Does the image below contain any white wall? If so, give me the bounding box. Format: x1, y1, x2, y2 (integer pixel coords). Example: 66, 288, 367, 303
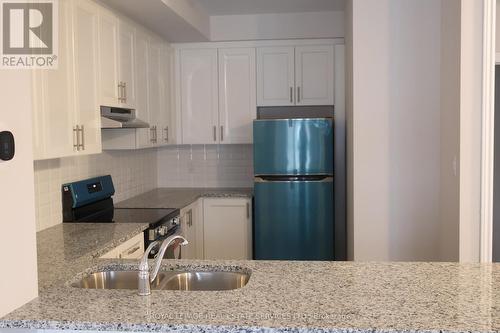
210, 11, 344, 41
157, 145, 253, 188
497, 0, 500, 52
350, 0, 443, 261
34, 150, 157, 231
345, 0, 354, 261
439, 0, 461, 261
459, 0, 485, 262
0, 72, 38, 316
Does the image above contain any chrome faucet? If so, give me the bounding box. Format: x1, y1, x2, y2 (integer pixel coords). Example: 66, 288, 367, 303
138, 235, 188, 296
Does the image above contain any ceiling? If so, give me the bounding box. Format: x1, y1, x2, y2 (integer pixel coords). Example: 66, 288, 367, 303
192, 0, 346, 16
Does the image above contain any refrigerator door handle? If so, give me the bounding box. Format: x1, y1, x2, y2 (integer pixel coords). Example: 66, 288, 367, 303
255, 176, 333, 183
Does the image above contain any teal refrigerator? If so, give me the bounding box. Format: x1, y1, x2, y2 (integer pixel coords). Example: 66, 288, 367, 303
253, 118, 334, 260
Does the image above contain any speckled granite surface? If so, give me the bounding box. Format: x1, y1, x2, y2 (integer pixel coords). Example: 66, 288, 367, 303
115, 187, 253, 209
35, 223, 149, 290
3, 250, 500, 333
3, 191, 500, 332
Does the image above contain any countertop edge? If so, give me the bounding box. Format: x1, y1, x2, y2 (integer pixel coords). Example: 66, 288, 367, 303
0, 320, 487, 333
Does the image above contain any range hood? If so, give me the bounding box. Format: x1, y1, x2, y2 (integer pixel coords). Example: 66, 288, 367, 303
101, 106, 150, 129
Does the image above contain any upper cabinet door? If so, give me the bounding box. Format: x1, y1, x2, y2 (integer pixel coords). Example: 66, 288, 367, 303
134, 29, 151, 148
148, 37, 162, 146
159, 44, 173, 145
97, 8, 120, 108
256, 46, 295, 106
118, 21, 136, 109
179, 48, 219, 144
32, 0, 75, 160
295, 45, 334, 106
72, 0, 101, 155
218, 47, 256, 144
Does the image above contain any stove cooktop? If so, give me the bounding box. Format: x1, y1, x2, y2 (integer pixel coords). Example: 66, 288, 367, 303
66, 207, 179, 226
112, 208, 178, 225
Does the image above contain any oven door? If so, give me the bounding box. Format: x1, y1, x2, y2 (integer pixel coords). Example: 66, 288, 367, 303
148, 224, 183, 259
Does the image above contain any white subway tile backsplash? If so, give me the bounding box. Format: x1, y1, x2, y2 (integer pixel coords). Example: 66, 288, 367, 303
33, 145, 253, 232
157, 145, 253, 188
33, 149, 157, 231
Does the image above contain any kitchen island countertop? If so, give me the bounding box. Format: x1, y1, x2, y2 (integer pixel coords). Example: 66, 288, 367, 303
3, 187, 500, 333
2, 221, 500, 333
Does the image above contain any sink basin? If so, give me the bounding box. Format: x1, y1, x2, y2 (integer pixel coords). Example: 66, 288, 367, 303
160, 271, 249, 291
72, 270, 250, 291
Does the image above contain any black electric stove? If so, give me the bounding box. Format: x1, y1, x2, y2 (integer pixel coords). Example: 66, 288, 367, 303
61, 175, 181, 258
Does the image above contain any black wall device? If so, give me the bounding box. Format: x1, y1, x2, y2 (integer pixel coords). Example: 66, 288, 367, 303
0, 131, 15, 161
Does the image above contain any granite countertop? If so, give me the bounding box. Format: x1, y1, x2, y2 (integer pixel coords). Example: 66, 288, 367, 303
35, 222, 150, 290
3, 257, 500, 333
115, 187, 253, 209
4, 188, 500, 333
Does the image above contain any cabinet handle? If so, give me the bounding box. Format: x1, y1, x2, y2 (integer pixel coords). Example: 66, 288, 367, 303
126, 245, 141, 256
188, 209, 193, 227
165, 126, 169, 142
220, 126, 223, 142
297, 87, 301, 103
117, 82, 122, 102
154, 126, 158, 143
119, 82, 126, 102
123, 82, 127, 103
290, 87, 293, 103
73, 126, 79, 151
79, 125, 85, 150
213, 126, 217, 142
246, 202, 250, 219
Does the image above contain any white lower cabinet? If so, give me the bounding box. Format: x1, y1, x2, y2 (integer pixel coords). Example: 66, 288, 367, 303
178, 197, 252, 260
180, 199, 203, 259
100, 233, 144, 259
202, 198, 252, 260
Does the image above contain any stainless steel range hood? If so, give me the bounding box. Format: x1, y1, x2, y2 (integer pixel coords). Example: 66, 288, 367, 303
100, 106, 150, 129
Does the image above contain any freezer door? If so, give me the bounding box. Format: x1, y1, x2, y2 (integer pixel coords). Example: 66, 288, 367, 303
254, 178, 334, 260
253, 118, 333, 175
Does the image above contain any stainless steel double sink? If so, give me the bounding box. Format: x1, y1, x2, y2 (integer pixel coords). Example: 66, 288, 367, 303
72, 270, 250, 291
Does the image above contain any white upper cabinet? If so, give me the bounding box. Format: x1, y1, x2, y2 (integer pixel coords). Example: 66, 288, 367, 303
72, 0, 101, 155
159, 44, 174, 145
148, 37, 162, 146
257, 44, 335, 106
134, 29, 151, 148
118, 20, 137, 109
32, 0, 75, 160
33, 0, 102, 160
97, 7, 119, 108
218, 47, 256, 144
257, 46, 295, 106
179, 48, 219, 144
295, 45, 334, 105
